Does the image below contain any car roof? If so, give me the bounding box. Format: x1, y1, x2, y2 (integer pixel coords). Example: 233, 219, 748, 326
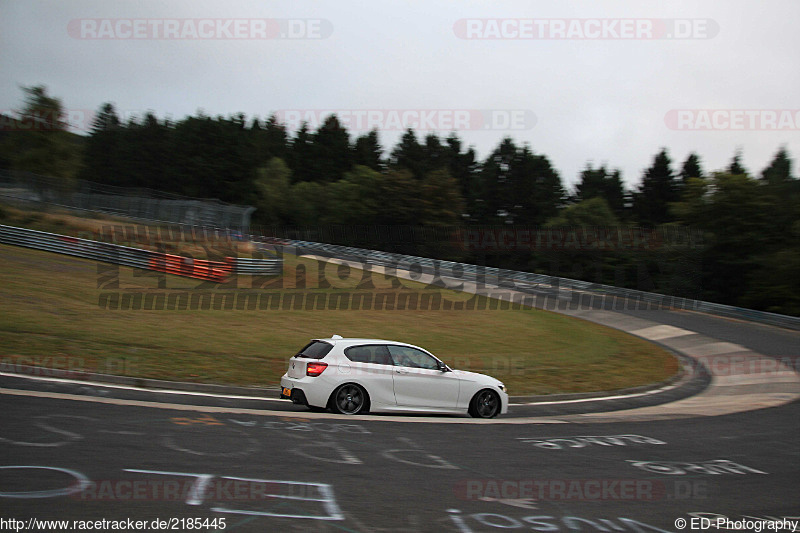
311, 337, 425, 350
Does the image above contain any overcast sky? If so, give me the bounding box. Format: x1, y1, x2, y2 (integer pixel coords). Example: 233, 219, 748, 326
2, 0, 798, 190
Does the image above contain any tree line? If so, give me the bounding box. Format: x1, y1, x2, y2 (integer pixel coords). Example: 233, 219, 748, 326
1, 86, 798, 316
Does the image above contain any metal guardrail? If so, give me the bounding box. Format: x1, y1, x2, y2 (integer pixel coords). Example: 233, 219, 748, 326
0, 224, 283, 279
285, 239, 800, 331
2, 222, 795, 329
1, 224, 157, 271
229, 257, 283, 275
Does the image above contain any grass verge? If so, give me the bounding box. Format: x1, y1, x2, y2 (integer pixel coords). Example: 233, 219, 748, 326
0, 242, 679, 395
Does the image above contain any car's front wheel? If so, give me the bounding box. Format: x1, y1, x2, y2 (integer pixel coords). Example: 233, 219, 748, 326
469, 389, 501, 418
330, 383, 369, 415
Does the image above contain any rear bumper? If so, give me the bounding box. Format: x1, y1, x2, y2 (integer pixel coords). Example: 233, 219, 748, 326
280, 375, 331, 408
284, 388, 308, 405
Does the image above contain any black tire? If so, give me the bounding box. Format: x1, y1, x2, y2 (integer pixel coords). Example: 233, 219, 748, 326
469, 389, 501, 419
330, 384, 369, 415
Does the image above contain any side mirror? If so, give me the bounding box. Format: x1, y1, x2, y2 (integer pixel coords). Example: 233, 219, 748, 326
437, 360, 451, 372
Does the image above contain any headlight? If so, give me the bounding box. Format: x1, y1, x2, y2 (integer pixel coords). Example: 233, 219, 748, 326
497, 382, 506, 393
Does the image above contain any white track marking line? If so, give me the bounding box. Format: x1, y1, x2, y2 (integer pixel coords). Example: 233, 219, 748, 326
510, 383, 681, 406
0, 371, 283, 401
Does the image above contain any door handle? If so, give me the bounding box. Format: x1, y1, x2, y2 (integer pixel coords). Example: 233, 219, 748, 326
395, 368, 409, 374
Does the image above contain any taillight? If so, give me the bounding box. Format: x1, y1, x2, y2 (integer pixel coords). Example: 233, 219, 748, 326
306, 362, 328, 377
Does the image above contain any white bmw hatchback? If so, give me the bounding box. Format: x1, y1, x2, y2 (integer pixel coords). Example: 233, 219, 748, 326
280, 336, 509, 418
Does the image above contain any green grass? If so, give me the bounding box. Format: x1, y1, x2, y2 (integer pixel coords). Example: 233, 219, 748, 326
0, 243, 679, 395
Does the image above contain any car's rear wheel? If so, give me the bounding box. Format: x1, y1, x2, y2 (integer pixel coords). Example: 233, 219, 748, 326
469, 389, 500, 418
330, 384, 369, 415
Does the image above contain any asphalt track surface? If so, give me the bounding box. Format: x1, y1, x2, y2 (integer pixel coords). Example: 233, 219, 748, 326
1, 378, 799, 532
2, 254, 800, 531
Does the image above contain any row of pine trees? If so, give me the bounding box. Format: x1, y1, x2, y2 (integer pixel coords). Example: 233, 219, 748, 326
2, 86, 798, 315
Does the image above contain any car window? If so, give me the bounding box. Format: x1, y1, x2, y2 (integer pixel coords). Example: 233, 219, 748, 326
295, 340, 334, 359
344, 345, 392, 365
387, 345, 439, 370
